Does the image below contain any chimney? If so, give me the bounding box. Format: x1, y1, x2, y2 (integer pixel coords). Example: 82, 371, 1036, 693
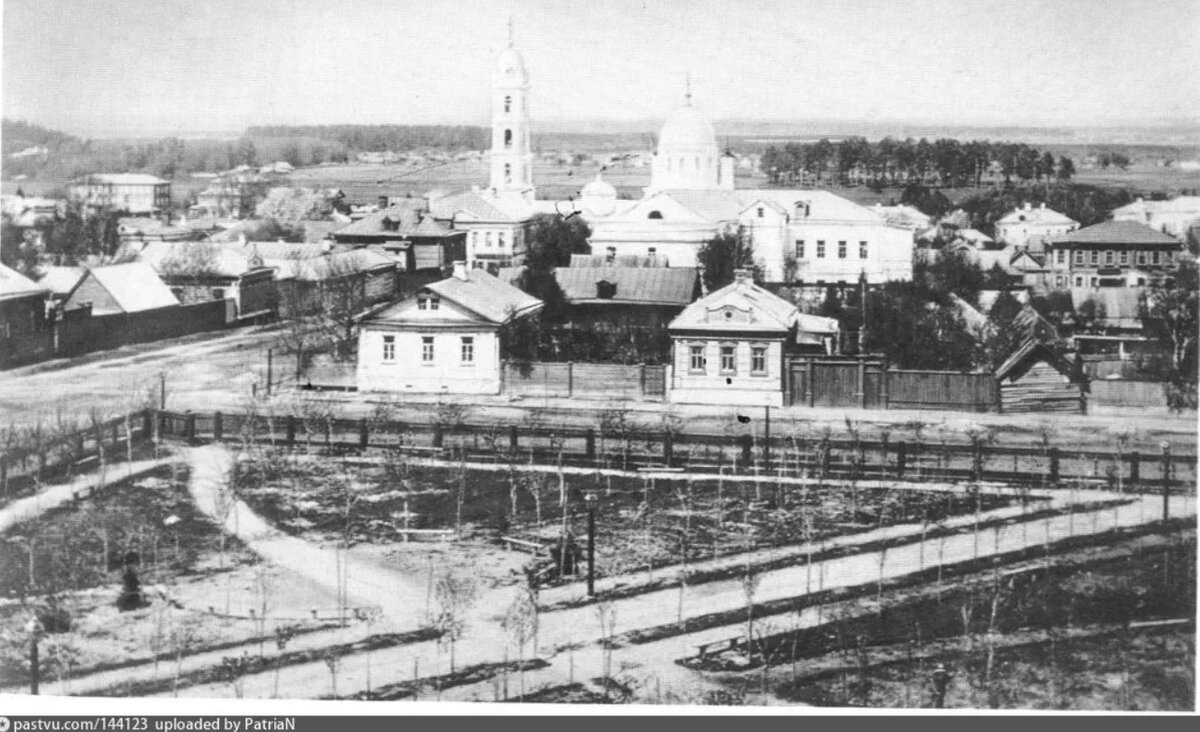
452, 260, 469, 281
733, 269, 752, 285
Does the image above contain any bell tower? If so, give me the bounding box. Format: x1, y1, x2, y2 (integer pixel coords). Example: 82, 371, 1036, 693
489, 20, 535, 200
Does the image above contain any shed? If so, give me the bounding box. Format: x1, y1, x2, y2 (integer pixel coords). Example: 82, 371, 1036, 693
994, 341, 1088, 414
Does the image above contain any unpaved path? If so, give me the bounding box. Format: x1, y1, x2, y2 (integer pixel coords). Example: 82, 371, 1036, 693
140, 448, 1195, 701
0, 458, 173, 534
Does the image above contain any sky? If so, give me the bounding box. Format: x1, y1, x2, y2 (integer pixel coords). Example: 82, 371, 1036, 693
2, 0, 1199, 138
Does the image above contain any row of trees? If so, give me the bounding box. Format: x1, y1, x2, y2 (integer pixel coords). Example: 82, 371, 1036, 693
245, 125, 489, 154
759, 137, 1076, 189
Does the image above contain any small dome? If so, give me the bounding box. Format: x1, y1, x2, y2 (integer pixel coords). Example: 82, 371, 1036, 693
658, 105, 717, 153
496, 46, 527, 83
581, 175, 616, 199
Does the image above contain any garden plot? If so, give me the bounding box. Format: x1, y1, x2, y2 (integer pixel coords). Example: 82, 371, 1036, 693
232, 452, 1027, 581
701, 532, 1196, 710
0, 465, 334, 692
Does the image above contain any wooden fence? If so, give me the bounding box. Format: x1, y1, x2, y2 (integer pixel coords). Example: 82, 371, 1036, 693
1089, 380, 1170, 411
789, 357, 999, 412
129, 409, 1196, 492
501, 362, 666, 400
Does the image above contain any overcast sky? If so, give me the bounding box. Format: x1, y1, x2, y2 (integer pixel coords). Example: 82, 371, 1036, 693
3, 0, 1199, 137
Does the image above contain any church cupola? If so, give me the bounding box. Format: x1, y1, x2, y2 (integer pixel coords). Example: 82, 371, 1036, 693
649, 77, 720, 192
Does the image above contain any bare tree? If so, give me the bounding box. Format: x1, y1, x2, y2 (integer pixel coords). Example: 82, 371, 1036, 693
433, 572, 478, 672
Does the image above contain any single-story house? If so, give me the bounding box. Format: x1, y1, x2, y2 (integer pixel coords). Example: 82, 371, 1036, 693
995, 340, 1088, 414
356, 261, 543, 394
138, 241, 278, 321
667, 269, 802, 407
61, 262, 180, 316
1, 263, 53, 367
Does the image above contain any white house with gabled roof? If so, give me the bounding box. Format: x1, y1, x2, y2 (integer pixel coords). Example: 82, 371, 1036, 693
667, 269, 832, 406
355, 261, 543, 394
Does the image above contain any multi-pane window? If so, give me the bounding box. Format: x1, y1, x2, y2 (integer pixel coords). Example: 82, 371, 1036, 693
382, 335, 395, 362
421, 336, 434, 363
1074, 250, 1084, 266
429, 297, 439, 310
816, 241, 826, 258
498, 232, 507, 249
1119, 250, 1129, 265
1137, 251, 1146, 265
859, 241, 868, 259
1151, 251, 1160, 265
838, 241, 847, 259
1056, 250, 1065, 264
757, 207, 765, 218
417, 296, 428, 310
1105, 250, 1115, 265
461, 336, 474, 363
719, 344, 736, 374
1089, 250, 1099, 265
750, 346, 767, 375
689, 344, 706, 373
1074, 276, 1084, 287
795, 240, 805, 258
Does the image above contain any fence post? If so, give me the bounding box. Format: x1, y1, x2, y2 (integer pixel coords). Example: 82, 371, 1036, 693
896, 441, 907, 479
567, 362, 574, 397
639, 364, 647, 397
509, 425, 519, 453
858, 358, 868, 408
1129, 451, 1140, 488
1048, 447, 1060, 485
881, 366, 890, 410
286, 416, 296, 448
663, 430, 674, 468
183, 412, 195, 442
586, 428, 596, 461
1161, 442, 1171, 521
359, 419, 369, 450
432, 424, 444, 450
142, 409, 152, 439
213, 412, 223, 443
740, 434, 752, 469
972, 441, 983, 482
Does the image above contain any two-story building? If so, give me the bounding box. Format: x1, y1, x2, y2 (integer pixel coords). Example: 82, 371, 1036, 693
68, 174, 171, 214
356, 261, 543, 394
1046, 220, 1182, 289
994, 202, 1079, 247
332, 201, 467, 272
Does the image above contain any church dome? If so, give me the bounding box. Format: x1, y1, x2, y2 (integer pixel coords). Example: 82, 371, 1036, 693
495, 46, 527, 84
581, 175, 616, 199
658, 105, 717, 153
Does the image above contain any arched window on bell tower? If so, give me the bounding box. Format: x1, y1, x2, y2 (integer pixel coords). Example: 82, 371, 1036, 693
504, 129, 512, 148
504, 164, 512, 183
504, 96, 512, 113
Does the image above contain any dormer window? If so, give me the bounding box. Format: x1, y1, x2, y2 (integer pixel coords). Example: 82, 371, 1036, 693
417, 295, 440, 311
648, 211, 663, 220
757, 207, 765, 218
596, 280, 617, 299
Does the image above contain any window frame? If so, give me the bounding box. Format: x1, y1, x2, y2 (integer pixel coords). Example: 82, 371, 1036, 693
795, 240, 805, 259
688, 343, 706, 374
382, 334, 396, 362
858, 240, 868, 259
750, 344, 768, 376
421, 336, 435, 364
838, 241, 847, 259
816, 240, 826, 258
719, 343, 737, 375
460, 336, 474, 365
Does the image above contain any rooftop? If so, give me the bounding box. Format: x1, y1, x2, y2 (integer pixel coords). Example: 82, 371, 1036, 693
76, 262, 179, 313
1051, 220, 1180, 246
366, 266, 543, 326
0, 263, 48, 300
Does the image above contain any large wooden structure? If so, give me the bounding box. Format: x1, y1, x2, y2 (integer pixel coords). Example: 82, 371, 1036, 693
787, 355, 1000, 412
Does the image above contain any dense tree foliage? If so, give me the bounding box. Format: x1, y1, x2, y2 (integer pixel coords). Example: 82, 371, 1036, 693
955, 183, 1141, 235
759, 137, 1075, 189
246, 125, 489, 153
697, 227, 762, 292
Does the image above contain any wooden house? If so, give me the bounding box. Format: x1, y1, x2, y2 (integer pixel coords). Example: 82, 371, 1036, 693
994, 341, 1088, 414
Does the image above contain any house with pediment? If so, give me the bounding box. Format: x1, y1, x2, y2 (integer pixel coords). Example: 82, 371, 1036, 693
667, 269, 835, 406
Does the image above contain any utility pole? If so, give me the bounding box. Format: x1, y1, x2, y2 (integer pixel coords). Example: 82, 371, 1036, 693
1161, 441, 1171, 522
160, 371, 166, 410
266, 348, 274, 397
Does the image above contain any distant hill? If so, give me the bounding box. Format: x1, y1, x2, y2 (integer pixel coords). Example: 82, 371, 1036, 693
2, 119, 80, 158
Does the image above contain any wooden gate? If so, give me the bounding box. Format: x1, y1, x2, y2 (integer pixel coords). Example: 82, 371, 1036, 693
789, 357, 885, 408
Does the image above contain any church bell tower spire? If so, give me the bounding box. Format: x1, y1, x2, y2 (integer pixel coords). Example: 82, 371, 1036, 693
489, 21, 534, 200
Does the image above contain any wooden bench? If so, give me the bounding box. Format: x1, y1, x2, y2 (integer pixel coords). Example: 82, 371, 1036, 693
501, 536, 549, 554
395, 528, 454, 542
695, 636, 742, 660
72, 455, 100, 473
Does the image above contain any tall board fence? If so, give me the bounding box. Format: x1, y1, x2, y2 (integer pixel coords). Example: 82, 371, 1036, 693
789, 357, 999, 412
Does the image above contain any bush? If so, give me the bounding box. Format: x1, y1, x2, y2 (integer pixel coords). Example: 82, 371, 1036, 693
1163, 379, 1198, 413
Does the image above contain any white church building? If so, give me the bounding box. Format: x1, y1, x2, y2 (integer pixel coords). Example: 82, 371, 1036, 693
433, 30, 914, 285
